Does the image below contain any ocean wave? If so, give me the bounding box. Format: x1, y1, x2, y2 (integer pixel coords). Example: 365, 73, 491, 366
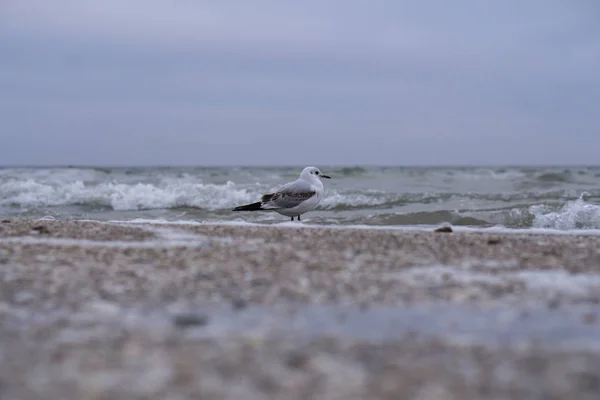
339, 198, 600, 230
536, 171, 572, 183
3, 175, 599, 217
0, 179, 259, 211
320, 191, 397, 210
320, 190, 595, 211
530, 196, 600, 230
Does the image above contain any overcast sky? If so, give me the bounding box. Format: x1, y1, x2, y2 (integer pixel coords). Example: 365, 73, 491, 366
1, 1, 599, 166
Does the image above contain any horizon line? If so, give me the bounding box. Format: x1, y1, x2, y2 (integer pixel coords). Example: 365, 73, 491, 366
1, 164, 600, 169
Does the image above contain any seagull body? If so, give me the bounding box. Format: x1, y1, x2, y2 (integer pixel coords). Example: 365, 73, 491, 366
233, 166, 331, 221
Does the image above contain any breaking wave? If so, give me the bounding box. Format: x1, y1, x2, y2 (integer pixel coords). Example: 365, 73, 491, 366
530, 196, 600, 230
0, 179, 259, 211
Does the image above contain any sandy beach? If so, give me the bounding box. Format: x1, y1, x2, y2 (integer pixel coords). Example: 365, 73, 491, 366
2, 219, 600, 399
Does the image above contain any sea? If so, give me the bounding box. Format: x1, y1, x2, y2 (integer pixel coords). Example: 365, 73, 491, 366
1, 165, 600, 231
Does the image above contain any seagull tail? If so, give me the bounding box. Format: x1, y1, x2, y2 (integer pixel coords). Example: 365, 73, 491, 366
233, 202, 264, 211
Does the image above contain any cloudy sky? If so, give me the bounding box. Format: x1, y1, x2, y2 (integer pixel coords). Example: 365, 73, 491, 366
1, 1, 599, 166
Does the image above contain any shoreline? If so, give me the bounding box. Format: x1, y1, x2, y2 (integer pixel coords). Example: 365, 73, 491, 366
18, 215, 600, 237
2, 219, 600, 398
85, 215, 600, 236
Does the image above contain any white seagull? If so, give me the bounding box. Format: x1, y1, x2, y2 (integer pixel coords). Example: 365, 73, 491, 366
233, 166, 331, 221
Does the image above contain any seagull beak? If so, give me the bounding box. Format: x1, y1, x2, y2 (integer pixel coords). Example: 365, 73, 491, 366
321, 174, 331, 179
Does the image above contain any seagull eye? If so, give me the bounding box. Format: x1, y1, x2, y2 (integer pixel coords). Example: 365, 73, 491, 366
315, 171, 319, 175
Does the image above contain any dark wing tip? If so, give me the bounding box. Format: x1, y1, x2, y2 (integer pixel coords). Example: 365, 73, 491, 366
261, 193, 275, 203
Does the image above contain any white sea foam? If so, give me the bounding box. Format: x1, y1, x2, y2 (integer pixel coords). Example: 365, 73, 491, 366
0, 179, 260, 211
530, 197, 600, 230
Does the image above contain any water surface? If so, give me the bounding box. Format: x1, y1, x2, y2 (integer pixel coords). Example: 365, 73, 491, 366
2, 165, 599, 229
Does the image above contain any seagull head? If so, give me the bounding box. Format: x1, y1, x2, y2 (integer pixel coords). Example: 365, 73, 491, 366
301, 166, 331, 181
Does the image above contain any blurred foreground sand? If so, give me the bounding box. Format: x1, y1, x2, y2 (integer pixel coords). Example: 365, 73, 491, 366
1, 219, 600, 399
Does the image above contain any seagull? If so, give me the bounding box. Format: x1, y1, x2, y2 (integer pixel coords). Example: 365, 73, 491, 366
233, 166, 331, 221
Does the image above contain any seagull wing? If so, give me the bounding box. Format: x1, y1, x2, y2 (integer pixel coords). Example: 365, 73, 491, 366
261, 179, 316, 209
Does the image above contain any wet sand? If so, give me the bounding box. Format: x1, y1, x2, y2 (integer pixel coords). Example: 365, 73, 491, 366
1, 219, 600, 399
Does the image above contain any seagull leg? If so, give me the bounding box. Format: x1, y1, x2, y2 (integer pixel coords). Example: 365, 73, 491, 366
290, 217, 294, 221
298, 215, 301, 221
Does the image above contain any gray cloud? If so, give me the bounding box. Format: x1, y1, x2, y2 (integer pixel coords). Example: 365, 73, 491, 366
1, 0, 599, 165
